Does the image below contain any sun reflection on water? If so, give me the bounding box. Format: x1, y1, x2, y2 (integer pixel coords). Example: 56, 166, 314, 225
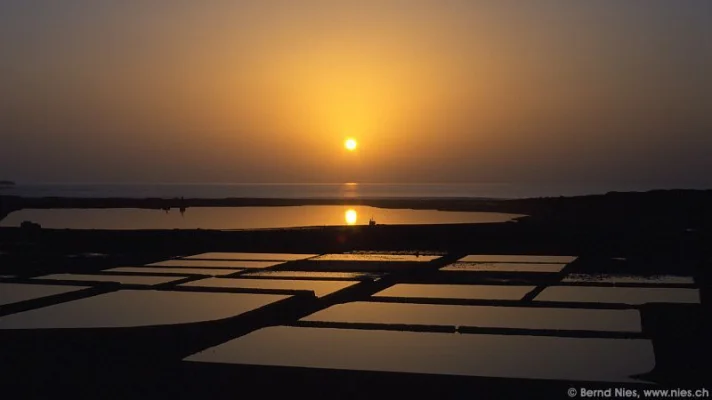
345, 209, 358, 225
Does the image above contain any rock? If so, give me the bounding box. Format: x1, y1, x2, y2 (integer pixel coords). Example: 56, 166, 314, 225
20, 220, 42, 231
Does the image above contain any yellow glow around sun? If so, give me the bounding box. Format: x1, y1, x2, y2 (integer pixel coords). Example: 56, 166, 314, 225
345, 138, 358, 151
345, 209, 358, 225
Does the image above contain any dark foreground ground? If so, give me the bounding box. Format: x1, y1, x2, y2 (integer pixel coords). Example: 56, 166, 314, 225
0, 190, 711, 399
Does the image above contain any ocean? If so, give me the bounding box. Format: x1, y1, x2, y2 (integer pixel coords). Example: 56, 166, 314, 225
0, 182, 681, 199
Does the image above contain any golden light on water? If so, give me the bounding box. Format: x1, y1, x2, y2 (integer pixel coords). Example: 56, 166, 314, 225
344, 139, 358, 151
345, 209, 358, 225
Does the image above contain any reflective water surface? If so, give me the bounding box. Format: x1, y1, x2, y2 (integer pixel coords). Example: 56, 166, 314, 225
0, 290, 291, 329
442, 262, 566, 273
312, 254, 441, 262
180, 278, 359, 298
374, 284, 534, 300
36, 273, 185, 286
184, 326, 655, 383
562, 274, 695, 285
185, 252, 318, 261
536, 287, 700, 305
148, 260, 283, 269
4, 182, 660, 200
240, 271, 370, 280
0, 283, 87, 307
1, 206, 524, 230
459, 255, 578, 264
301, 302, 642, 332
106, 267, 243, 276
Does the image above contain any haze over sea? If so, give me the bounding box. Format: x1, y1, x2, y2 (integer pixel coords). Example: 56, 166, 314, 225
2, 182, 706, 200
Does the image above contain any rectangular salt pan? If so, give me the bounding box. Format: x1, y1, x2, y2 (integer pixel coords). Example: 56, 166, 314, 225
535, 287, 700, 305
459, 255, 577, 264
184, 326, 654, 383
106, 267, 243, 276
0, 283, 88, 307
441, 262, 566, 273
0, 290, 291, 329
311, 254, 440, 262
374, 284, 534, 301
147, 260, 283, 269
562, 274, 695, 285
36, 273, 185, 286
301, 302, 642, 333
184, 253, 318, 261
180, 278, 359, 298
240, 271, 370, 280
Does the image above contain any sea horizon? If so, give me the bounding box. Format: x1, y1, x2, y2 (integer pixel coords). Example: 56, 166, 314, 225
2, 181, 709, 200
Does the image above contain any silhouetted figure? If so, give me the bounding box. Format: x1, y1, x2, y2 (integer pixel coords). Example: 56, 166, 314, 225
180, 206, 186, 217
369, 217, 376, 226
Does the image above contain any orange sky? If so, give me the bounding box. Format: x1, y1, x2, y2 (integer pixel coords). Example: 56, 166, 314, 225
1, 1, 711, 187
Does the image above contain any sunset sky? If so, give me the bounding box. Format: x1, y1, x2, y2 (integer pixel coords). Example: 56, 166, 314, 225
1, 1, 711, 188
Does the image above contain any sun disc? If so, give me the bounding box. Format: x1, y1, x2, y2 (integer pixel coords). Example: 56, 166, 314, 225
345, 138, 357, 151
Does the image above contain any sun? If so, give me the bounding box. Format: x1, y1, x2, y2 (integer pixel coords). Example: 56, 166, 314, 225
345, 209, 358, 225
344, 138, 357, 151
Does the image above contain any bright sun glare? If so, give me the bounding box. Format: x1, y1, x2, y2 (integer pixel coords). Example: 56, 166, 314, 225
345, 209, 358, 225
344, 138, 358, 151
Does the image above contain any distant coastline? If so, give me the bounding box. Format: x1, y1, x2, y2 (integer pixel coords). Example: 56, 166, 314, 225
2, 189, 712, 229
0, 180, 15, 186
5, 182, 709, 200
